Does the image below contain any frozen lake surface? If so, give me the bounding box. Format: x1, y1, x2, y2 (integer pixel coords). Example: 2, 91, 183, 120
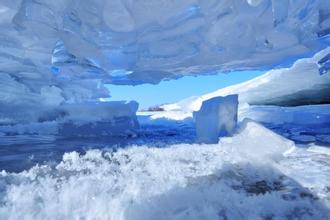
0, 105, 329, 172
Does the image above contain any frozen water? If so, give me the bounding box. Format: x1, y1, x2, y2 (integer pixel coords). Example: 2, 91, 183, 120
0, 101, 140, 138
162, 48, 330, 112
1, 0, 328, 85
221, 119, 295, 161
193, 95, 238, 143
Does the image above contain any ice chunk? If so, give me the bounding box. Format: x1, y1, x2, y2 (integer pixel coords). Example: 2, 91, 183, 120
59, 101, 139, 137
221, 119, 296, 161
0, 101, 140, 138
193, 95, 238, 144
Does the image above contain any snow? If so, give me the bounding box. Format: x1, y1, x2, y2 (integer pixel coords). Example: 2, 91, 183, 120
193, 95, 238, 143
0, 121, 329, 220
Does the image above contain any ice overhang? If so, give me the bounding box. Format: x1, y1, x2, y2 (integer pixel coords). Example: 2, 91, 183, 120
1, 0, 329, 85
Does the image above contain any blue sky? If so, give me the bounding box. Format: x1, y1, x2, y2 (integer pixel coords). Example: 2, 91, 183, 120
106, 71, 264, 109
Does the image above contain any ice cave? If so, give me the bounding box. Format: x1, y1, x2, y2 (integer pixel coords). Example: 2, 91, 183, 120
0, 0, 330, 219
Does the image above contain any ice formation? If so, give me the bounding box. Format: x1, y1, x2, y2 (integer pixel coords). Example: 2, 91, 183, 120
0, 0, 329, 130
162, 47, 330, 112
193, 95, 238, 143
1, 0, 328, 83
0, 101, 139, 137
221, 119, 295, 161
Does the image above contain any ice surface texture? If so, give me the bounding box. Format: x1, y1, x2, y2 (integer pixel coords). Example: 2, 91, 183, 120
0, 0, 329, 86
193, 95, 238, 143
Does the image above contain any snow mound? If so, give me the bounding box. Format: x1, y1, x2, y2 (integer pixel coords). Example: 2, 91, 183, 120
0, 123, 328, 219
194, 95, 238, 143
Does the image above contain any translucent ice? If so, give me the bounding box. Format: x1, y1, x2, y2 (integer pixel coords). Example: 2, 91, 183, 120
164, 48, 330, 112
193, 95, 238, 143
0, 101, 140, 137
59, 101, 139, 137
0, 0, 329, 85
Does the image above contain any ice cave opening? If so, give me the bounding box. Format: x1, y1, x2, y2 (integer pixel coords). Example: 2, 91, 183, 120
0, 0, 330, 219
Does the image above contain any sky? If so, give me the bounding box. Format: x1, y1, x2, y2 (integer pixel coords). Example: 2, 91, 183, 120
106, 71, 265, 109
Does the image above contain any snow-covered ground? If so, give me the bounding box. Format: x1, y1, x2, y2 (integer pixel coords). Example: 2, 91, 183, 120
0, 120, 329, 219
0, 102, 329, 219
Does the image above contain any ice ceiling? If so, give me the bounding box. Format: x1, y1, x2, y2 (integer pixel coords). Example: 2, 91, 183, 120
0, 0, 330, 119
2, 0, 330, 83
